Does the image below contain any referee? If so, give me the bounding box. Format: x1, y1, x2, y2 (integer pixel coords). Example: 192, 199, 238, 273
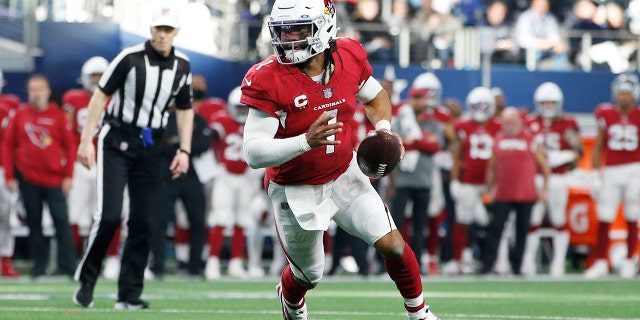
73, 3, 193, 310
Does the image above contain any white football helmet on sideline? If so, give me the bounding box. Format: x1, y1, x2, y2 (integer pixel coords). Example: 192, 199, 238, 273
268, 0, 337, 65
466, 86, 495, 122
409, 72, 442, 107
534, 82, 564, 119
81, 56, 109, 93
227, 86, 249, 124
611, 73, 640, 102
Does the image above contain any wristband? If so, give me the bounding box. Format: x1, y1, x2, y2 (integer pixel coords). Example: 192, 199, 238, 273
176, 148, 191, 157
374, 119, 391, 131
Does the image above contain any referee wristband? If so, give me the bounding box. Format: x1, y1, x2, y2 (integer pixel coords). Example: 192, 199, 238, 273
177, 148, 191, 157
374, 120, 391, 131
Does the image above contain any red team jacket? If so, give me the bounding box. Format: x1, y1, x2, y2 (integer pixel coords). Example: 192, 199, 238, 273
2, 102, 75, 187
241, 38, 370, 185
492, 130, 538, 202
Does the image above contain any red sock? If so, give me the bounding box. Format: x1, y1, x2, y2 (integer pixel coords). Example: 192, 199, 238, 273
106, 225, 121, 257
427, 217, 440, 256
281, 265, 307, 305
627, 221, 638, 259
453, 223, 468, 261
174, 226, 190, 245
230, 226, 246, 259
384, 243, 423, 302
594, 222, 611, 260
71, 224, 83, 254
208, 226, 225, 257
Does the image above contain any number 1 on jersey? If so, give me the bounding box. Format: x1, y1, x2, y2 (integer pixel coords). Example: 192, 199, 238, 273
326, 109, 338, 154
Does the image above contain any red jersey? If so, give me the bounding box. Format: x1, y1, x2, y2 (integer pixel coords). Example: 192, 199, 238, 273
455, 118, 502, 184
62, 89, 91, 149
241, 38, 371, 185
0, 94, 21, 110
197, 97, 227, 125
493, 131, 538, 202
594, 103, 640, 166
209, 112, 249, 174
2, 103, 75, 187
526, 115, 579, 174
429, 106, 452, 125
0, 102, 15, 165
197, 97, 229, 152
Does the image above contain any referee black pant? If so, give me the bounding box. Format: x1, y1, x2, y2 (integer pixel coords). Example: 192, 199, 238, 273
75, 124, 163, 302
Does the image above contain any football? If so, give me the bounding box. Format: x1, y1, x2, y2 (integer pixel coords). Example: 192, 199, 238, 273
356, 130, 402, 179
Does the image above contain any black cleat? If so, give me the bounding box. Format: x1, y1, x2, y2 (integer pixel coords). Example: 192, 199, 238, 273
114, 299, 150, 310
72, 282, 94, 308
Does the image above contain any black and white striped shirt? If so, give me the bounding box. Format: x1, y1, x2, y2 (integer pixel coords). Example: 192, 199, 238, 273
99, 41, 192, 129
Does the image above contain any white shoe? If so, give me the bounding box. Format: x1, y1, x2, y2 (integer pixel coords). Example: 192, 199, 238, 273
227, 258, 249, 279
619, 257, 638, 279
277, 282, 308, 320
460, 248, 476, 274
441, 260, 459, 276
584, 259, 609, 279
248, 265, 265, 278
549, 258, 565, 277
409, 304, 441, 320
144, 267, 156, 281
424, 307, 442, 320
102, 256, 120, 280
205, 257, 221, 280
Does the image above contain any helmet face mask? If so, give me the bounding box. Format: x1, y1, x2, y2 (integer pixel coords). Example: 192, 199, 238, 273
611, 73, 640, 103
409, 72, 442, 107
534, 82, 563, 119
268, 0, 336, 65
81, 57, 109, 93
466, 87, 495, 123
470, 102, 492, 122
227, 86, 248, 123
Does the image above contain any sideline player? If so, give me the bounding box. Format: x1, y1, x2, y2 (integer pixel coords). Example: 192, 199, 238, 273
241, 0, 441, 319
587, 74, 640, 278
204, 86, 261, 280
0, 68, 20, 277
445, 86, 501, 275
521, 82, 582, 277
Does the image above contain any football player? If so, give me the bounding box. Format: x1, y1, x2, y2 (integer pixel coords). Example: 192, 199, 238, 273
204, 86, 262, 280
521, 82, 582, 277
0, 68, 20, 277
445, 86, 501, 275
587, 73, 640, 278
392, 71, 448, 275
241, 0, 441, 319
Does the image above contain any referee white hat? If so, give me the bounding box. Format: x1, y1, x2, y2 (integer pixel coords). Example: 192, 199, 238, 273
151, 2, 180, 28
